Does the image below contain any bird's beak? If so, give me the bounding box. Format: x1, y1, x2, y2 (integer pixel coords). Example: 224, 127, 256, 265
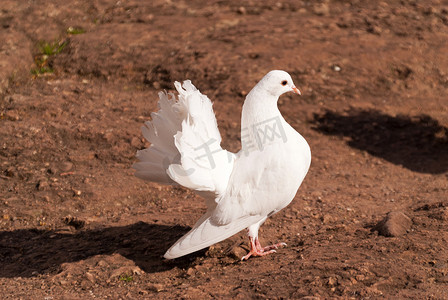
292, 85, 301, 95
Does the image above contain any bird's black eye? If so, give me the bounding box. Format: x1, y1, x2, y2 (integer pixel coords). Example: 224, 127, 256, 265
281, 80, 287, 86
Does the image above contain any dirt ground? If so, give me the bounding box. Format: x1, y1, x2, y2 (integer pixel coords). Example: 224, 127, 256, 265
1, 0, 447, 298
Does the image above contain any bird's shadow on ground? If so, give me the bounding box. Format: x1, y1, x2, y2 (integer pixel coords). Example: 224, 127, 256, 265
311, 109, 448, 174
0, 222, 203, 278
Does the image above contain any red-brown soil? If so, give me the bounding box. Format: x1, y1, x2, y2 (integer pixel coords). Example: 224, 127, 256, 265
1, 0, 447, 298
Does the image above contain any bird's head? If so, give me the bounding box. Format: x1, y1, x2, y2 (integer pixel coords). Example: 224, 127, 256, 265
258, 70, 301, 98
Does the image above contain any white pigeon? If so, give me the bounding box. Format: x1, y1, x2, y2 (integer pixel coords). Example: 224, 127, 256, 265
133, 70, 311, 260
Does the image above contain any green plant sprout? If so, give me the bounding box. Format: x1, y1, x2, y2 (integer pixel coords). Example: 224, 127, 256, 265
119, 274, 134, 282
67, 26, 86, 35
31, 40, 67, 76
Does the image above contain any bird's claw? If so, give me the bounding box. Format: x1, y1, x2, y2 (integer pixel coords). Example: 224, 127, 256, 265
262, 242, 287, 251
241, 237, 287, 260
241, 249, 276, 261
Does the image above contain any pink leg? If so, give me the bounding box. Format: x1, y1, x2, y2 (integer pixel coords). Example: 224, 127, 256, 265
241, 237, 287, 261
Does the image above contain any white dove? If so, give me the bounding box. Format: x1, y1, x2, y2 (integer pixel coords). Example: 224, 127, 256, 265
133, 70, 311, 260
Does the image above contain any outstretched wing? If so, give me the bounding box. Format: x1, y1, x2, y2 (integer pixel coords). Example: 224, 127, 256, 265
133, 80, 235, 197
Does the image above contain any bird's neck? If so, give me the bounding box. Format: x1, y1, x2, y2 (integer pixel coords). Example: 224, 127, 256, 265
240, 88, 287, 151
242, 88, 280, 125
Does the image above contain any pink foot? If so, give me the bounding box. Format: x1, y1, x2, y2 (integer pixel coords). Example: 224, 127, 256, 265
241, 237, 287, 261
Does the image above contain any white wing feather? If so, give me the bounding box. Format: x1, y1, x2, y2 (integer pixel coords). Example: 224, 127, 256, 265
164, 213, 265, 259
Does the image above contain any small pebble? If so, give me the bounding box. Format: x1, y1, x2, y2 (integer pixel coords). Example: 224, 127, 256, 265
373, 211, 412, 237
60, 162, 73, 172
229, 245, 247, 260
147, 283, 164, 292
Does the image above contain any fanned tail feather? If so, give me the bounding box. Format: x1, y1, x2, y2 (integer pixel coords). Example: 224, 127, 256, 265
133, 80, 234, 196
133, 91, 181, 184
